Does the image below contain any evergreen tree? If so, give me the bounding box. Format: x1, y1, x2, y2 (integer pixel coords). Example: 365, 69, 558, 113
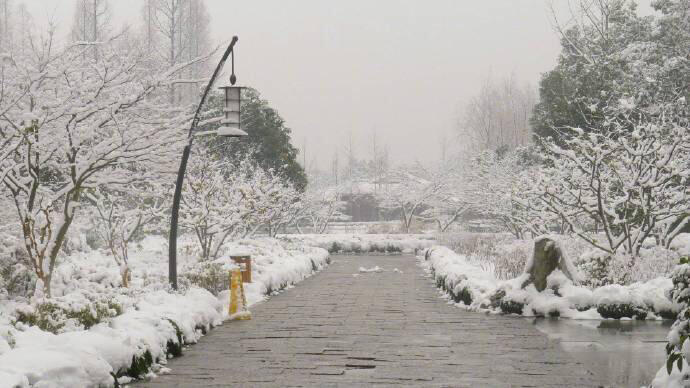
531, 1, 654, 144
200, 88, 307, 191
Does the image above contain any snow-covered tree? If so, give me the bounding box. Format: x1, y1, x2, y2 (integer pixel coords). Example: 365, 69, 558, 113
537, 116, 690, 256
297, 173, 346, 234
250, 167, 302, 237
142, 0, 211, 105
201, 88, 308, 190
378, 164, 451, 233
465, 149, 549, 238
459, 74, 536, 152
422, 185, 472, 233
180, 152, 251, 261
0, 0, 14, 55
533, 0, 689, 145
90, 182, 168, 287
180, 149, 302, 256
71, 0, 111, 49
0, 37, 191, 297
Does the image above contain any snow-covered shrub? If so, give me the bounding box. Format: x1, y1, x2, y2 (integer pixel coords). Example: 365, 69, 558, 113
366, 222, 404, 234
659, 261, 690, 384
436, 233, 529, 280
0, 233, 35, 298
180, 260, 234, 296
280, 234, 435, 255
575, 252, 634, 287
0, 286, 224, 386
422, 246, 498, 309
631, 246, 680, 283
576, 247, 679, 288
14, 296, 124, 334
0, 313, 17, 356
90, 185, 167, 288
593, 285, 647, 319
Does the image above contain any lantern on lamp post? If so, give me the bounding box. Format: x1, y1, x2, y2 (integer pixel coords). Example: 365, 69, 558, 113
217, 84, 248, 138
168, 36, 248, 290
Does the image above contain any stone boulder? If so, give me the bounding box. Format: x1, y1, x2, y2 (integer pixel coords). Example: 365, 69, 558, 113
521, 236, 575, 292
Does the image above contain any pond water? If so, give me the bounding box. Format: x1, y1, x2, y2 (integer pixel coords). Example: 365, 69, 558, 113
531, 318, 673, 387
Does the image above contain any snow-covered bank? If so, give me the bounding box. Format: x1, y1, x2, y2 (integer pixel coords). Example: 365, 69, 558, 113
222, 238, 330, 307
279, 233, 435, 255
0, 237, 329, 387
421, 245, 680, 320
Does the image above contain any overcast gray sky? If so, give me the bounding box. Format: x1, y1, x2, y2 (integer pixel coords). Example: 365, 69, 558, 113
26, 0, 655, 168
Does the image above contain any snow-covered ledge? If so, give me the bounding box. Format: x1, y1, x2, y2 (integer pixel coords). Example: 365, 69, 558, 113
420, 242, 679, 320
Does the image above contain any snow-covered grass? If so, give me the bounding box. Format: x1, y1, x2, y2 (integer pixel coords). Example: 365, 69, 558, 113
420, 243, 681, 321
279, 233, 435, 255
0, 236, 329, 387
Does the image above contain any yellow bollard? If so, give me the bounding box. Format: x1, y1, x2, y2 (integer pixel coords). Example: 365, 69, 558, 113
229, 269, 251, 320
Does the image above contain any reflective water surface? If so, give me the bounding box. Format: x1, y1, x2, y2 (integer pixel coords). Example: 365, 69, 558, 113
532, 318, 673, 387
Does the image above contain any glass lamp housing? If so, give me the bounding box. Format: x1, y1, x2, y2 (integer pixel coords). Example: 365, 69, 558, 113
217, 86, 247, 138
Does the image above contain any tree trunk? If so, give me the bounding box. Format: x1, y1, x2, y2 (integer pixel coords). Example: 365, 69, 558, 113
121, 266, 131, 288
40, 274, 52, 298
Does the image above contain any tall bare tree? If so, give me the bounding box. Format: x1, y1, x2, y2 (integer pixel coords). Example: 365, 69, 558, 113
145, 0, 211, 105
0, 0, 12, 54
459, 74, 536, 152
70, 0, 111, 59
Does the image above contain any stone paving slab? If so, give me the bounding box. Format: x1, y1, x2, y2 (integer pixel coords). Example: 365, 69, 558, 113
138, 255, 603, 387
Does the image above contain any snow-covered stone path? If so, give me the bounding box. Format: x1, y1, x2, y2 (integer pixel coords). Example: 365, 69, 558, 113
139, 255, 602, 387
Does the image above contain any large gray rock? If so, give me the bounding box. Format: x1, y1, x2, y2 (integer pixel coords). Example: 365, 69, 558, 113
522, 236, 575, 291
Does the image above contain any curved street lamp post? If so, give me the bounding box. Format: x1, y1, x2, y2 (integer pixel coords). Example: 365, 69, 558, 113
169, 36, 247, 290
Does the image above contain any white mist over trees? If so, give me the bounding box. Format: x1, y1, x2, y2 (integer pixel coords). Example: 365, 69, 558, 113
459, 74, 537, 153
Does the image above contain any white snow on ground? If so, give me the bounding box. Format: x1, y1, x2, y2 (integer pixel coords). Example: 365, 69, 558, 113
670, 234, 690, 257
420, 244, 680, 320
358, 266, 383, 273
0, 236, 329, 388
651, 359, 690, 388
279, 233, 435, 254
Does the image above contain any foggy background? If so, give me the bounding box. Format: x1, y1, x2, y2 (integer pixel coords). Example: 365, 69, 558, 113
25, 0, 655, 167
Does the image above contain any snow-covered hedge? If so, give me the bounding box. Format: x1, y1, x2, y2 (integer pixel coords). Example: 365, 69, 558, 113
421, 245, 680, 320
222, 238, 330, 305
279, 233, 435, 255
652, 262, 690, 387
0, 288, 221, 387
0, 236, 329, 387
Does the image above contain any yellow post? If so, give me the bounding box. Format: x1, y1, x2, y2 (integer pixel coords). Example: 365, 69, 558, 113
229, 269, 251, 320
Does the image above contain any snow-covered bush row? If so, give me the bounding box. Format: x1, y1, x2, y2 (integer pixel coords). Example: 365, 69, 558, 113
222, 238, 330, 305
0, 236, 329, 387
0, 286, 221, 387
279, 233, 435, 255
421, 246, 680, 321
438, 232, 680, 286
